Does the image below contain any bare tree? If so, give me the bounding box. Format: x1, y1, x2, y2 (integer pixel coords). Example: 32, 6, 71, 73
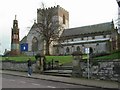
36, 3, 63, 55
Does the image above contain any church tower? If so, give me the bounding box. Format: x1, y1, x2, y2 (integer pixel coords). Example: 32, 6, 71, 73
37, 5, 69, 29
11, 15, 20, 56
37, 5, 69, 55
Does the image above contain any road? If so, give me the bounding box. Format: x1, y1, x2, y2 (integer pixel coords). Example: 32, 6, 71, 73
2, 74, 109, 90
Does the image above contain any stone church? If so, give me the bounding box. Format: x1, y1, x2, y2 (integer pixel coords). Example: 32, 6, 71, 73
20, 5, 120, 56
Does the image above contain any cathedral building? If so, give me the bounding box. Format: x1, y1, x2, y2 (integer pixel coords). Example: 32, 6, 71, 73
20, 5, 120, 56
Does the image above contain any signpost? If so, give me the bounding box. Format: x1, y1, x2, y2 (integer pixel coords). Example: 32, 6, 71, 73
85, 48, 90, 79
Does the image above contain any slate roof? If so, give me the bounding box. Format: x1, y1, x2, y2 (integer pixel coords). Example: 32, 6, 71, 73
20, 36, 27, 44
31, 22, 38, 29
61, 21, 114, 37
28, 23, 38, 33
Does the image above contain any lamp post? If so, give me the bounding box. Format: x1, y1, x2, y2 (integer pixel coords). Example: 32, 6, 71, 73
85, 48, 90, 79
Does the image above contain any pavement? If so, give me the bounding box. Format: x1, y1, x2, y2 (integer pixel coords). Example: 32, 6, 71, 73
0, 70, 119, 89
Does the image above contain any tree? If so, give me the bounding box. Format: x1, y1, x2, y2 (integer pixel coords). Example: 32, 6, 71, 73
36, 3, 63, 55
116, 0, 120, 7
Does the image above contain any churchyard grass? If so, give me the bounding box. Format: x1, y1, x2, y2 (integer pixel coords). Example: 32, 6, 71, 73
45, 55, 87, 64
45, 56, 72, 64
1, 56, 35, 62
1, 56, 73, 64
1, 51, 119, 63
1, 55, 87, 64
95, 51, 120, 60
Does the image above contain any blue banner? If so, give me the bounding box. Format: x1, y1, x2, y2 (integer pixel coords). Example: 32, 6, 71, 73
20, 43, 28, 51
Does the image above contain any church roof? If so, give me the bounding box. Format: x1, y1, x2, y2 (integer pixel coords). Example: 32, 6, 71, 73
61, 21, 114, 37
27, 22, 40, 36
20, 36, 27, 44
31, 22, 38, 29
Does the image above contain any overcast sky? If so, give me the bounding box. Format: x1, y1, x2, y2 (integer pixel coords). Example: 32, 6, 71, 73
0, 0, 118, 54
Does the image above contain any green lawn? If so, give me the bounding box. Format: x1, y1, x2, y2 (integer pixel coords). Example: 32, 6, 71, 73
1, 51, 120, 64
95, 51, 120, 60
1, 56, 35, 62
1, 54, 87, 64
1, 56, 73, 64
45, 56, 72, 64
3, 51, 120, 63
1, 51, 119, 65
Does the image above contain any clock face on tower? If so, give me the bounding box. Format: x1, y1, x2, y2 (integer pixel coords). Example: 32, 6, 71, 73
13, 34, 18, 39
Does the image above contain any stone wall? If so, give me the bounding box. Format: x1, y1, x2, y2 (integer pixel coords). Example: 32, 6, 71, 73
80, 59, 120, 81
0, 60, 39, 73
1, 59, 120, 81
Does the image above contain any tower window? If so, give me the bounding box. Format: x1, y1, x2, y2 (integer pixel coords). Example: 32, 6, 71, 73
63, 15, 66, 24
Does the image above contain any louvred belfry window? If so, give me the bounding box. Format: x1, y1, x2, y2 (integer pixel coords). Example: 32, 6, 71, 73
63, 15, 65, 24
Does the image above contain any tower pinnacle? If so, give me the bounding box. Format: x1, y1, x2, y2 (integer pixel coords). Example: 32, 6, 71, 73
15, 15, 17, 20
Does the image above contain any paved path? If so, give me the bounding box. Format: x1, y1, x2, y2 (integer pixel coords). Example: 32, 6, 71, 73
0, 70, 119, 89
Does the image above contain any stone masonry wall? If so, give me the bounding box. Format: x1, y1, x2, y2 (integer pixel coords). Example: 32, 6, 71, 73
0, 60, 38, 72
1, 59, 120, 81
80, 59, 120, 81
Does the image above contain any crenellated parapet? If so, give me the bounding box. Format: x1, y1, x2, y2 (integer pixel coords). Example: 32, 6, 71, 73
37, 5, 69, 20
37, 5, 68, 14
37, 5, 69, 28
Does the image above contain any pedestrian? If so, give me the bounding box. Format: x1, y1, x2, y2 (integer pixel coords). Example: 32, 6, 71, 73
27, 58, 32, 76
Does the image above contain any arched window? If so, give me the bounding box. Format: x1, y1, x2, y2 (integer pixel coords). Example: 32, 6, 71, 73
76, 46, 80, 51
89, 47, 93, 54
56, 47, 59, 53
32, 37, 38, 52
103, 35, 106, 38
66, 47, 70, 53
63, 15, 65, 24
96, 43, 99, 46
